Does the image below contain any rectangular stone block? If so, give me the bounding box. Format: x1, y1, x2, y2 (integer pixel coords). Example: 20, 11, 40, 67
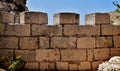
110, 48, 120, 57
0, 12, 15, 23
0, 24, 5, 35
4, 24, 30, 36
51, 37, 76, 49
53, 12, 79, 25
0, 37, 18, 49
15, 50, 35, 61
35, 49, 60, 61
101, 25, 120, 35
20, 37, 38, 49
39, 37, 49, 49
56, 62, 68, 70
79, 62, 91, 70
64, 25, 100, 36
92, 61, 103, 69
113, 36, 120, 47
20, 12, 48, 24
24, 62, 38, 69
61, 49, 86, 61
69, 64, 78, 71
96, 37, 113, 47
87, 49, 94, 61
77, 37, 95, 48
94, 48, 110, 60
85, 13, 110, 25
40, 62, 55, 70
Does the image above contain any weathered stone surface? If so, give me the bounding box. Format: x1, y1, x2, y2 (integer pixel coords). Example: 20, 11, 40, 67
24, 62, 38, 69
56, 62, 68, 70
69, 64, 78, 70
61, 50, 86, 61
15, 50, 35, 61
0, 49, 13, 60
0, 37, 18, 49
0, 24, 5, 35
94, 48, 109, 60
64, 25, 100, 36
85, 13, 110, 25
102, 25, 120, 35
53, 13, 79, 25
20, 37, 38, 49
113, 36, 120, 47
77, 37, 95, 48
79, 62, 91, 70
96, 37, 112, 47
51, 37, 76, 48
92, 61, 103, 69
40, 62, 55, 70
87, 49, 94, 61
35, 49, 60, 61
110, 48, 120, 57
20, 12, 48, 24
39, 37, 49, 49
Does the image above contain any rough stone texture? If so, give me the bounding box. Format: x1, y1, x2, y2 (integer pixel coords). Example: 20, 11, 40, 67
85, 13, 110, 25
0, 24, 5, 35
113, 36, 120, 47
110, 48, 120, 57
96, 37, 113, 47
79, 62, 91, 70
39, 37, 49, 49
77, 37, 95, 48
51, 37, 76, 49
53, 13, 79, 25
87, 49, 94, 61
0, 49, 13, 60
20, 12, 48, 24
0, 37, 18, 49
15, 50, 35, 61
94, 48, 110, 60
92, 61, 103, 69
35, 49, 60, 61
24, 62, 38, 69
56, 62, 68, 70
102, 25, 120, 35
3, 24, 30, 36
20, 37, 38, 49
64, 25, 100, 36
40, 62, 55, 70
69, 64, 78, 70
61, 50, 86, 61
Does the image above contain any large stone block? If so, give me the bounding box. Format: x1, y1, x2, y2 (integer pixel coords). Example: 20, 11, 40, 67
24, 62, 38, 69
20, 12, 48, 24
39, 37, 49, 49
0, 24, 5, 35
51, 37, 76, 48
77, 37, 95, 48
101, 25, 120, 35
79, 62, 91, 70
69, 64, 78, 70
110, 48, 120, 57
56, 62, 68, 70
85, 13, 110, 25
35, 49, 60, 61
87, 49, 94, 61
15, 50, 35, 61
113, 36, 120, 47
40, 62, 55, 70
20, 37, 38, 49
53, 13, 79, 25
61, 49, 86, 61
64, 25, 100, 36
0, 37, 18, 49
96, 37, 112, 47
92, 61, 103, 69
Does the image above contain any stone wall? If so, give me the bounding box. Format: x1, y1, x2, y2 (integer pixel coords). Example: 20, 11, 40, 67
0, 11, 120, 70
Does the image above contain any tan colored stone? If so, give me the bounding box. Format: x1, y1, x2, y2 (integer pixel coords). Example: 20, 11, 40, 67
39, 37, 49, 49
15, 50, 35, 61
53, 13, 79, 25
87, 49, 94, 61
77, 37, 95, 48
20, 12, 48, 24
24, 62, 38, 69
20, 37, 38, 49
40, 62, 55, 70
56, 62, 68, 70
102, 25, 120, 35
51, 37, 76, 48
35, 49, 60, 61
94, 48, 109, 60
85, 13, 110, 25
79, 62, 91, 70
0, 24, 5, 35
113, 36, 120, 47
64, 25, 100, 36
69, 64, 78, 70
61, 49, 86, 61
0, 37, 18, 49
92, 61, 103, 69
96, 37, 112, 47
110, 48, 120, 57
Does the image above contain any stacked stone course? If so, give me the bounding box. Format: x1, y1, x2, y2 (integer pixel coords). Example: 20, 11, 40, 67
0, 11, 120, 70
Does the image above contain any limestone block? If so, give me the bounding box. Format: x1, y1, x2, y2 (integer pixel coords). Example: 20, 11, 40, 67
113, 36, 120, 47
40, 62, 55, 70
77, 37, 95, 48
53, 12, 79, 25
85, 13, 110, 25
56, 62, 68, 70
20, 37, 38, 49
51, 37, 76, 48
79, 62, 91, 70
0, 37, 18, 49
87, 49, 94, 61
69, 64, 78, 70
110, 48, 120, 57
24, 62, 38, 69
35, 49, 60, 61
20, 11, 48, 24
92, 61, 103, 69
39, 37, 49, 49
